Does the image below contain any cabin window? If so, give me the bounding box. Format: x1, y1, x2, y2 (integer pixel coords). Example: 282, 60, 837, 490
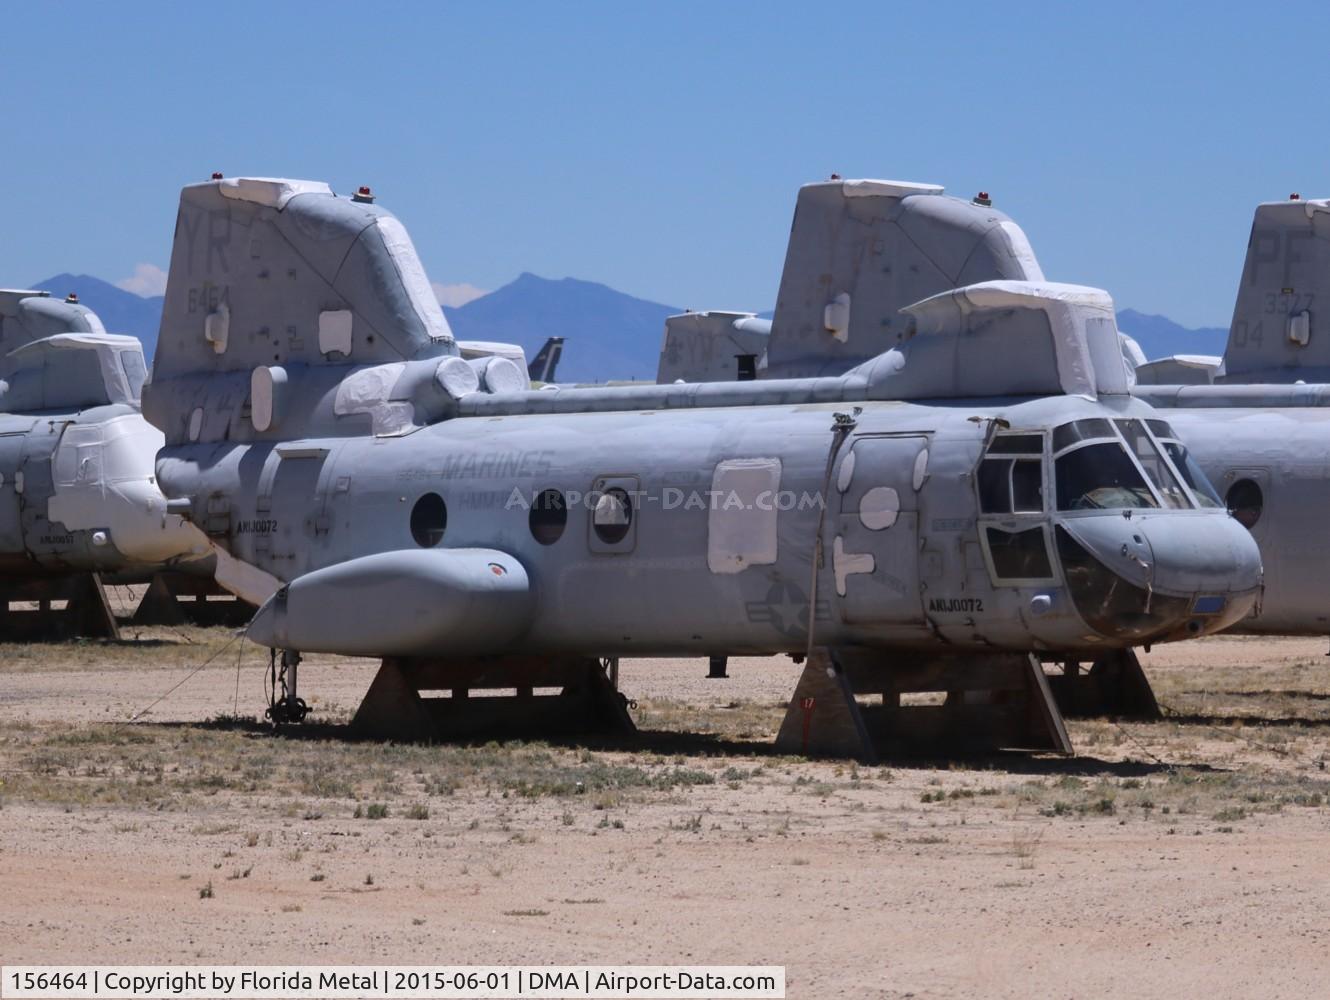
529, 488, 568, 545
410, 492, 448, 547
592, 488, 633, 545
1226, 478, 1264, 529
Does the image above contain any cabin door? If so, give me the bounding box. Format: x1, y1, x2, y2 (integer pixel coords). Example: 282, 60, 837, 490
0, 430, 29, 554
830, 434, 927, 625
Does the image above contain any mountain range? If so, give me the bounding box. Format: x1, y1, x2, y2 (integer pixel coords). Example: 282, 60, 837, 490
26, 273, 1230, 382
32, 273, 165, 359
1115, 309, 1228, 361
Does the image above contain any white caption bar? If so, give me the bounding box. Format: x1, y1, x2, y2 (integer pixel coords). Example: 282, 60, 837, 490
1, 967, 785, 999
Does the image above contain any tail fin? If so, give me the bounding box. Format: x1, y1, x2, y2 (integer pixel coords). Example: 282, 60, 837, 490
765, 179, 1044, 377
527, 336, 564, 383
144, 177, 461, 443
656, 312, 768, 383
1221, 196, 1330, 382
0, 289, 107, 354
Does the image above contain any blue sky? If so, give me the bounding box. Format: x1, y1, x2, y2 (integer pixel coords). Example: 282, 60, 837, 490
2, 2, 1328, 327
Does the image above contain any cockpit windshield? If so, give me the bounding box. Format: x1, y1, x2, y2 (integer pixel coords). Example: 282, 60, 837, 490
1146, 419, 1224, 508
1052, 417, 1218, 511
1115, 418, 1190, 509
1056, 442, 1159, 510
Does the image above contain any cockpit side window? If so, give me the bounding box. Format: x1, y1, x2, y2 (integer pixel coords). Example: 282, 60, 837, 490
985, 434, 1043, 455
978, 459, 1011, 513
978, 433, 1045, 515
978, 431, 1055, 585
1115, 419, 1192, 510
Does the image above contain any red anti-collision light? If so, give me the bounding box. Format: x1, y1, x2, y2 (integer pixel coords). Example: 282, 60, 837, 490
211, 172, 224, 180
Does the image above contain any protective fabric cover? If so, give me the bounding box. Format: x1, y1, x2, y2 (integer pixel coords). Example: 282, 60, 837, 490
0, 333, 144, 410
707, 458, 781, 573
1220, 198, 1330, 383
457, 340, 528, 364
1133, 355, 1221, 386
849, 281, 1130, 400
44, 414, 209, 565
764, 180, 1046, 377
333, 362, 418, 436
217, 177, 333, 208
151, 177, 458, 382
0, 290, 107, 355
657, 311, 771, 383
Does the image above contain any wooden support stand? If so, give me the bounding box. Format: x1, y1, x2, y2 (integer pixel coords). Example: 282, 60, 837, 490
351, 655, 637, 742
130, 572, 257, 628
1045, 649, 1162, 720
0, 573, 119, 640
775, 647, 1073, 761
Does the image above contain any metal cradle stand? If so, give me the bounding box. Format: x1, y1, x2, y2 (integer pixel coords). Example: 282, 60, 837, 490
775, 647, 1073, 762
350, 654, 637, 741
0, 573, 119, 640
1044, 649, 1162, 720
130, 572, 257, 628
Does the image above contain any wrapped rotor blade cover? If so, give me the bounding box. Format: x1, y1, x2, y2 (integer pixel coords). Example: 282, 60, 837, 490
248, 548, 532, 656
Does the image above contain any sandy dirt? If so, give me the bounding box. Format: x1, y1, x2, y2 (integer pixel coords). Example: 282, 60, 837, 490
2, 632, 1330, 998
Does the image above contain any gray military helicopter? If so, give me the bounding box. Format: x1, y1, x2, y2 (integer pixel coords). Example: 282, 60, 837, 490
1130, 194, 1330, 637
0, 289, 211, 636
141, 176, 1260, 758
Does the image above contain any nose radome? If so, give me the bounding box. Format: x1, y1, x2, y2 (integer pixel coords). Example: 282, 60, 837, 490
1133, 511, 1263, 598
1055, 511, 1263, 643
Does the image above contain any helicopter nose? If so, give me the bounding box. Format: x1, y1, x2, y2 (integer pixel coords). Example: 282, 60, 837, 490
1134, 511, 1263, 605
1055, 511, 1261, 642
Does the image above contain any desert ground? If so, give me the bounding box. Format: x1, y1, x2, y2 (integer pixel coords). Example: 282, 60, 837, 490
3, 616, 1330, 998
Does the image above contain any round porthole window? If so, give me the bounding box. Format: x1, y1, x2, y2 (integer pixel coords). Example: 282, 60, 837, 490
592, 487, 632, 544
410, 492, 448, 547
1226, 478, 1263, 530
529, 488, 568, 545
